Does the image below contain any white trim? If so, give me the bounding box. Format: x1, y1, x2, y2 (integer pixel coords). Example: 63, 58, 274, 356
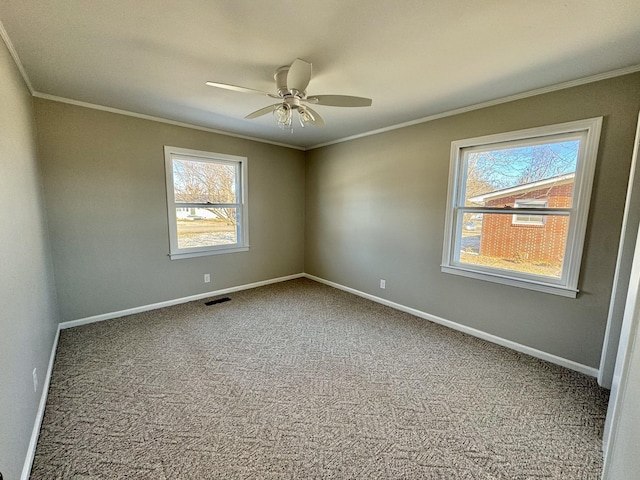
21, 327, 60, 480
600, 111, 640, 389
440, 265, 578, 298
59, 273, 305, 329
0, 19, 35, 94
308, 64, 640, 150
303, 273, 598, 377
168, 246, 249, 260
602, 203, 640, 468
32, 92, 305, 151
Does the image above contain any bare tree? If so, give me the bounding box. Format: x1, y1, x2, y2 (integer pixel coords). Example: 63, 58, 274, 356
466, 141, 578, 197
173, 160, 237, 225
464, 154, 494, 204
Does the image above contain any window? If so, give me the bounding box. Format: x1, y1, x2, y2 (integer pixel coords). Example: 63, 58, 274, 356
164, 146, 248, 259
441, 117, 602, 297
513, 199, 548, 226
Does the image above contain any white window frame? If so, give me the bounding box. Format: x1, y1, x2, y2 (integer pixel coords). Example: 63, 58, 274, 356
441, 117, 602, 297
164, 146, 249, 260
513, 199, 548, 226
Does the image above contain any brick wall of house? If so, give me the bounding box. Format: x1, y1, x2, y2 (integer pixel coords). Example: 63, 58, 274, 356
480, 182, 573, 265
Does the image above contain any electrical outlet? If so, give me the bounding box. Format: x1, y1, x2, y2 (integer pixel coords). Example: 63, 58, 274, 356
380, 279, 386, 289
32, 368, 38, 393
204, 274, 211, 283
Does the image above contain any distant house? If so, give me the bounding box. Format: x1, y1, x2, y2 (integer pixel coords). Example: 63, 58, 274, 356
469, 173, 574, 265
176, 207, 218, 220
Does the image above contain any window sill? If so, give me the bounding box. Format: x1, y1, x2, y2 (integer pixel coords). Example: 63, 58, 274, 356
441, 265, 578, 298
169, 245, 249, 260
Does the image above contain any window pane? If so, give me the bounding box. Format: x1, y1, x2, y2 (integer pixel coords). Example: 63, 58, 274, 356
173, 159, 237, 204
463, 139, 579, 208
176, 208, 238, 249
457, 213, 569, 279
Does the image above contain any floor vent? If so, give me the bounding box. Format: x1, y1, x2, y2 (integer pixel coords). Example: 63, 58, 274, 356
205, 297, 231, 306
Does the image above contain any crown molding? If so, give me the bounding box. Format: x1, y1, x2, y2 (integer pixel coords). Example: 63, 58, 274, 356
0, 18, 34, 94
32, 92, 305, 151
309, 64, 640, 150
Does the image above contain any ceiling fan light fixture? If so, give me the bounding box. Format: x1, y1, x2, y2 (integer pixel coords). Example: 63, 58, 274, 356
298, 106, 315, 127
273, 103, 292, 129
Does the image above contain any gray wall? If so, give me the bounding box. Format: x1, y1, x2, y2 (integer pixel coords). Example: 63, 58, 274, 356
34, 99, 306, 322
0, 41, 60, 478
305, 73, 640, 368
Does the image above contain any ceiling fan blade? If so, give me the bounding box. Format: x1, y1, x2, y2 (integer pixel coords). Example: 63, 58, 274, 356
245, 104, 279, 119
287, 59, 312, 93
304, 106, 325, 127
206, 81, 278, 98
305, 95, 372, 107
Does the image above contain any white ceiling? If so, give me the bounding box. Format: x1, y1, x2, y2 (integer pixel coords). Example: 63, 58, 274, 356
1, 0, 639, 149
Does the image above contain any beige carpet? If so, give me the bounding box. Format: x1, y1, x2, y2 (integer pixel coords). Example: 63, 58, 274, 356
31, 278, 608, 479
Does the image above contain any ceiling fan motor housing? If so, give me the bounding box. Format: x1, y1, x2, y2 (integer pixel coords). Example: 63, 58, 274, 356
275, 66, 306, 99
274, 66, 289, 96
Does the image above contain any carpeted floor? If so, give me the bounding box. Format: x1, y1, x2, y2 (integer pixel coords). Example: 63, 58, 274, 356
31, 278, 609, 479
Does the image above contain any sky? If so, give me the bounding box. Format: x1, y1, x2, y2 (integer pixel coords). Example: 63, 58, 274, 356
465, 139, 580, 193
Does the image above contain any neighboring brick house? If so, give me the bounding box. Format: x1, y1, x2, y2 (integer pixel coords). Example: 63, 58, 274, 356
469, 173, 574, 266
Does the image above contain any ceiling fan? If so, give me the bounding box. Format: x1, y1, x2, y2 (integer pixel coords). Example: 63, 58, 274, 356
206, 58, 372, 130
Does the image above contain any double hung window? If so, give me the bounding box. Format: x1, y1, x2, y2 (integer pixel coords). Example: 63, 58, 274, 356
441, 118, 602, 297
165, 146, 249, 259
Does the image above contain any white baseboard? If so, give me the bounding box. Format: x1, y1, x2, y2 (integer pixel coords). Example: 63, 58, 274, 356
304, 273, 599, 378
21, 326, 60, 480
59, 273, 305, 330
60, 271, 599, 376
